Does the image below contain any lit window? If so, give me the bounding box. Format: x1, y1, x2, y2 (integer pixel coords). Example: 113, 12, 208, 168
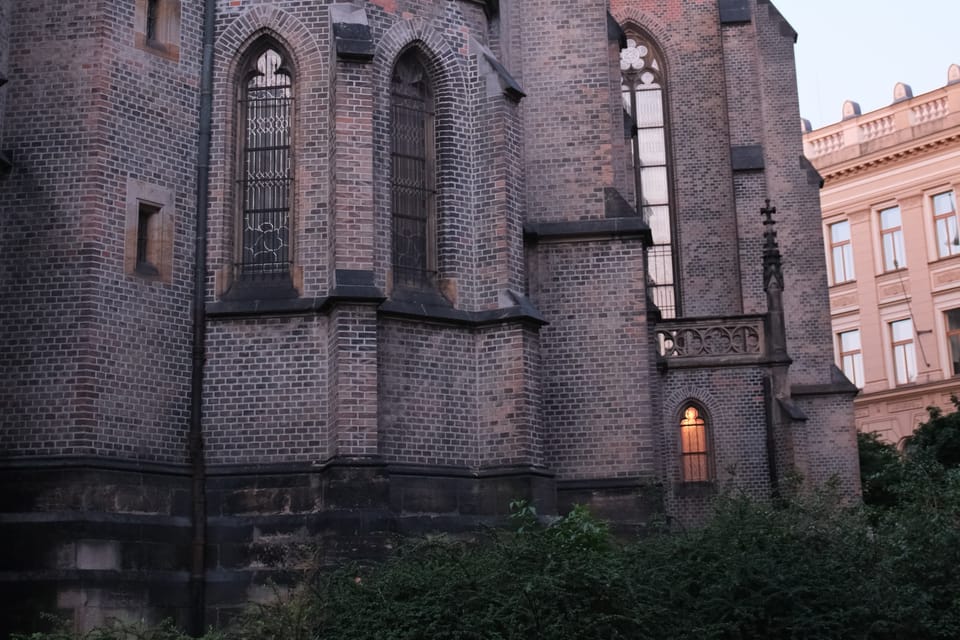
879, 206, 906, 271
680, 406, 710, 482
391, 49, 436, 290
838, 329, 864, 388
946, 309, 960, 376
933, 191, 960, 259
890, 319, 917, 385
621, 34, 677, 318
829, 220, 855, 283
238, 46, 293, 282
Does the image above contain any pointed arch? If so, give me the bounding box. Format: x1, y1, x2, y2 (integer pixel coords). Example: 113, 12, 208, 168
390, 47, 437, 290
374, 22, 467, 297
677, 401, 713, 483
620, 25, 681, 318
232, 37, 296, 287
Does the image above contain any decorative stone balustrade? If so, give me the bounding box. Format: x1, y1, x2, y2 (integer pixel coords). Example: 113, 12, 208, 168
807, 131, 844, 158
656, 315, 765, 364
859, 115, 895, 142
911, 96, 949, 125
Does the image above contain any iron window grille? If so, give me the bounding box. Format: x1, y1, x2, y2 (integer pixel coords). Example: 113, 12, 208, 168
391, 51, 437, 291
237, 47, 293, 283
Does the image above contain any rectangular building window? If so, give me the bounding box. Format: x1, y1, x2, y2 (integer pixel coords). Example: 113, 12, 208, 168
947, 309, 960, 376
933, 191, 959, 259
135, 202, 161, 276
829, 220, 855, 283
890, 318, 917, 385
838, 329, 864, 388
880, 207, 907, 271
880, 206, 906, 271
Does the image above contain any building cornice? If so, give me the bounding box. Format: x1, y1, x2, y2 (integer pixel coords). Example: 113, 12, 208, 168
818, 131, 960, 182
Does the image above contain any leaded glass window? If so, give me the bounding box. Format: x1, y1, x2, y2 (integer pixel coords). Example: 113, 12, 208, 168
391, 50, 436, 290
238, 47, 293, 280
680, 406, 710, 482
621, 35, 678, 318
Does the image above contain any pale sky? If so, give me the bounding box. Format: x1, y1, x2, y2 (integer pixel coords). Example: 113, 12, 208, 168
772, 0, 960, 130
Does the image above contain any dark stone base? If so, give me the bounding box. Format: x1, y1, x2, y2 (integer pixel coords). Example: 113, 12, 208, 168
0, 457, 664, 633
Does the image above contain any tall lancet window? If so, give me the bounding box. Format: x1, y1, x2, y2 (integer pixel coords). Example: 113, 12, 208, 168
621, 36, 678, 318
238, 46, 293, 282
391, 50, 436, 291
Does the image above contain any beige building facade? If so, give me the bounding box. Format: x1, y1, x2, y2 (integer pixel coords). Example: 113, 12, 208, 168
805, 65, 960, 444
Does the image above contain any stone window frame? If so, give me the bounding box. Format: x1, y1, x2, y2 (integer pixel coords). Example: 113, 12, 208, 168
134, 0, 181, 62
619, 26, 680, 318
677, 402, 714, 484
889, 318, 918, 386
837, 328, 864, 388
389, 47, 439, 295
878, 204, 907, 272
828, 219, 855, 284
125, 178, 174, 283
945, 308, 960, 377
931, 189, 960, 260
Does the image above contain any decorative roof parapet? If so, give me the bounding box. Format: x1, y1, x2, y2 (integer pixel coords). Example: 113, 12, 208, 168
803, 64, 960, 168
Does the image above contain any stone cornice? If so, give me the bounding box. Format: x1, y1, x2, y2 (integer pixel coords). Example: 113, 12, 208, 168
818, 132, 960, 182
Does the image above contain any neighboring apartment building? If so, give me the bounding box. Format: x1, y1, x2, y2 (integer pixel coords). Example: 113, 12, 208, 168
805, 65, 960, 445
0, 0, 857, 632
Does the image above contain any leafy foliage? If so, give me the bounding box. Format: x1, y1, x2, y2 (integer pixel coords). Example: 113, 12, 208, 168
904, 395, 960, 468
858, 430, 903, 507
21, 406, 960, 640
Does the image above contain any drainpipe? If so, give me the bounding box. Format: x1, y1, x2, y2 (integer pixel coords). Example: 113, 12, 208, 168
189, 0, 217, 633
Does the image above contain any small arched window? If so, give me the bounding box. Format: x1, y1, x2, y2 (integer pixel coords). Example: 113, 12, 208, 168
680, 405, 711, 482
620, 34, 678, 318
237, 45, 294, 284
391, 49, 436, 291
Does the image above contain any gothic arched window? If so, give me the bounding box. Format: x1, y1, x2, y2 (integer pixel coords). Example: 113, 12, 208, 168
680, 405, 711, 482
237, 45, 293, 283
391, 49, 436, 291
621, 35, 678, 318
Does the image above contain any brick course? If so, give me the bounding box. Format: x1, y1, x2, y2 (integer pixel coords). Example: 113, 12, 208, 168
0, 0, 858, 630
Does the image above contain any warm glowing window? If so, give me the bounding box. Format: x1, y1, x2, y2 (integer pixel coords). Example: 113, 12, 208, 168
829, 220, 854, 284
946, 309, 960, 376
238, 46, 293, 282
620, 34, 677, 318
680, 406, 710, 482
879, 206, 906, 271
838, 329, 864, 388
391, 50, 436, 291
890, 319, 917, 385
933, 191, 960, 259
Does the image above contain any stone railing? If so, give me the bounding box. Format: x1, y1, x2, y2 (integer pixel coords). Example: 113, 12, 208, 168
911, 96, 949, 125
656, 315, 765, 363
859, 115, 895, 142
807, 131, 845, 158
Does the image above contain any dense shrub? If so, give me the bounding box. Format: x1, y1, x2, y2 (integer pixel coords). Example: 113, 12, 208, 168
20, 407, 960, 640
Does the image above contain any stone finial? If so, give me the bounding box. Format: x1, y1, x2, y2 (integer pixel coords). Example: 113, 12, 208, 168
842, 100, 861, 120
800, 118, 812, 134
949, 64, 960, 86
761, 199, 784, 292
893, 82, 913, 103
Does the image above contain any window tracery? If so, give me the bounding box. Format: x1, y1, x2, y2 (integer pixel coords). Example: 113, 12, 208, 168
620, 35, 678, 318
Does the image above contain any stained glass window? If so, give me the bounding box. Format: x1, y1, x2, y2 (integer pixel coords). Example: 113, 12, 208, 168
238, 47, 293, 280
391, 50, 436, 290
